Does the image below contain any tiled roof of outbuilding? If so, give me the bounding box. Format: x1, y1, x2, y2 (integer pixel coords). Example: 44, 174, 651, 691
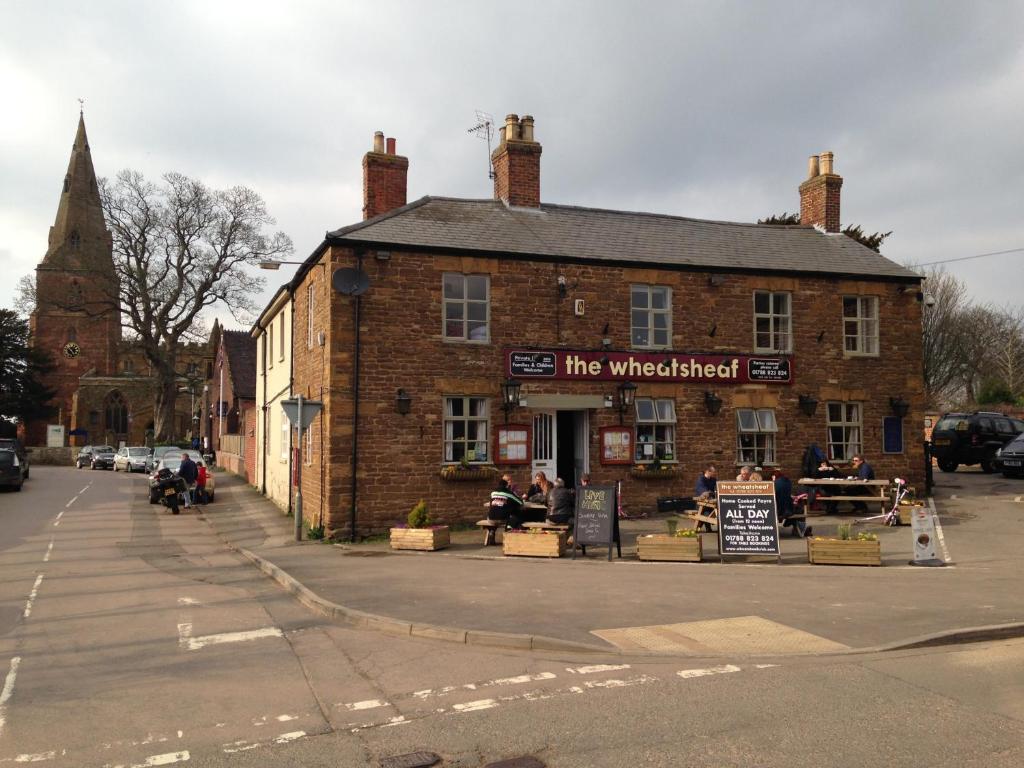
326, 197, 918, 280
221, 330, 256, 400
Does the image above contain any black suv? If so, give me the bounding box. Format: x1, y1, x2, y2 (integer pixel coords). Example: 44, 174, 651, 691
930, 412, 1024, 473
0, 439, 28, 491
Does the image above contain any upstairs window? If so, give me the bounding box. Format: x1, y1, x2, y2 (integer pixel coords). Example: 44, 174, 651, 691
753, 291, 792, 353
307, 283, 315, 349
634, 397, 676, 462
443, 274, 489, 342
278, 312, 286, 362
631, 285, 671, 349
843, 296, 878, 355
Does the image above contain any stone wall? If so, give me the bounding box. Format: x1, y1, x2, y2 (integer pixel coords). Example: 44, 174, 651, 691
27, 446, 75, 465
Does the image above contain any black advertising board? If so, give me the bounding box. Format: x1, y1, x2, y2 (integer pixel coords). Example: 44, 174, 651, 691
573, 483, 621, 561
716, 480, 781, 559
747, 358, 792, 382
508, 351, 557, 377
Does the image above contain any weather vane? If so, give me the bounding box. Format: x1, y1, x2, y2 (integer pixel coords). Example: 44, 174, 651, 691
78, 97, 84, 115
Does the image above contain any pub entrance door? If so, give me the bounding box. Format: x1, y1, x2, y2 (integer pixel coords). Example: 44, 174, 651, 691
532, 410, 589, 487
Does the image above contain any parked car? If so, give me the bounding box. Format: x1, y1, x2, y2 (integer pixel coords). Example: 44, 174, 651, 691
994, 433, 1024, 478
147, 445, 184, 472
75, 445, 94, 469
86, 445, 116, 470
114, 446, 152, 473
0, 439, 29, 481
0, 443, 28, 491
148, 454, 215, 503
930, 412, 1024, 473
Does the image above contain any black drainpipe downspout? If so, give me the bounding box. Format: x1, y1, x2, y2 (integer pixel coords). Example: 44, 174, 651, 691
349, 251, 363, 543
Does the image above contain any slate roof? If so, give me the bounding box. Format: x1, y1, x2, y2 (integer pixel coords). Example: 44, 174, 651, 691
220, 330, 256, 400
326, 196, 918, 281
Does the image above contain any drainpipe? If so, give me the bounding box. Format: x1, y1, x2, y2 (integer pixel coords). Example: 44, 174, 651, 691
349, 251, 363, 543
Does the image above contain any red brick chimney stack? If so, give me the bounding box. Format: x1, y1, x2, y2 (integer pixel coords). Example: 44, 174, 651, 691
491, 113, 542, 208
799, 151, 842, 233
362, 131, 409, 220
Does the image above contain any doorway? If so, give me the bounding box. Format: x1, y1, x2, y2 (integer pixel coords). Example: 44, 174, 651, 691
532, 410, 589, 487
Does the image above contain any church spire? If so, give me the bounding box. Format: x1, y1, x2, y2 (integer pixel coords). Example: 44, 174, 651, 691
43, 111, 111, 267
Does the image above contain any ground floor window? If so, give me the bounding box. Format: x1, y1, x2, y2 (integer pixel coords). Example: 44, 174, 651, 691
280, 416, 289, 461
827, 402, 862, 461
444, 396, 489, 463
634, 397, 676, 462
736, 408, 777, 465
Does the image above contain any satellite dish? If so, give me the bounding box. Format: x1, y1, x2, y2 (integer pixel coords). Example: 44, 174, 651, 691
332, 267, 371, 296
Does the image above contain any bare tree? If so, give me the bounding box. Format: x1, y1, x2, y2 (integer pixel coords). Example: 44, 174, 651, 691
920, 268, 970, 407
988, 308, 1024, 401
97, 170, 293, 439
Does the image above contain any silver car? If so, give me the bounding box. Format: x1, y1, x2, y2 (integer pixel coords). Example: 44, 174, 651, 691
114, 446, 151, 473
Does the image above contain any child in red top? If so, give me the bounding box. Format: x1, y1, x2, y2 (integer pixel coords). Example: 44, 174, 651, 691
196, 464, 208, 504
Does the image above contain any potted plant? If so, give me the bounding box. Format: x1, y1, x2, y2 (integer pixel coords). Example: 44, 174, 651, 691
440, 457, 501, 482
630, 458, 682, 479
389, 500, 451, 551
637, 527, 702, 562
807, 523, 881, 566
503, 528, 566, 558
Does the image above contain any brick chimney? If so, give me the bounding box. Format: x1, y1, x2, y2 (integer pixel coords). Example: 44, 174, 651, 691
799, 151, 843, 233
362, 131, 408, 220
491, 113, 542, 208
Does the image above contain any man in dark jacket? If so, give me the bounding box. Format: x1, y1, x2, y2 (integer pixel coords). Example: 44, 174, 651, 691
849, 455, 875, 512
178, 453, 199, 509
695, 464, 718, 497
547, 478, 575, 525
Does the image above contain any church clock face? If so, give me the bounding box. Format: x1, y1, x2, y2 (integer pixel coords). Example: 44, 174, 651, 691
62, 341, 81, 359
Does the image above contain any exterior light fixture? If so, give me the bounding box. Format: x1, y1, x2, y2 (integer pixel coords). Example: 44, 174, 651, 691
500, 377, 523, 422
798, 394, 819, 417
396, 388, 412, 415
557, 275, 567, 298
890, 396, 910, 419
616, 380, 638, 424
704, 390, 723, 416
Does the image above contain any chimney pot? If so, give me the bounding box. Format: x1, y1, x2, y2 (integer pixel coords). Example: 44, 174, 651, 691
363, 133, 408, 220
492, 111, 541, 207
798, 150, 842, 232
504, 113, 520, 141
520, 115, 535, 142
807, 155, 820, 179
373, 131, 385, 153
386, 137, 396, 155
820, 151, 834, 175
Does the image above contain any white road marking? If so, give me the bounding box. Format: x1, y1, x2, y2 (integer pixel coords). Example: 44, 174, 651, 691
345, 699, 386, 711
0, 658, 22, 736
273, 732, 306, 744
129, 751, 189, 766
453, 699, 499, 713
176, 731, 183, 738
949, 494, 958, 500
177, 624, 282, 651
411, 671, 556, 702
582, 675, 657, 689
754, 664, 779, 669
177, 598, 199, 606
566, 664, 631, 674
23, 575, 44, 619
276, 714, 296, 722
490, 672, 556, 686
13, 751, 56, 762
79, 485, 90, 495
65, 497, 78, 508
677, 664, 742, 679
53, 511, 63, 527
1015, 496, 1022, 503
42, 540, 53, 563
928, 497, 952, 563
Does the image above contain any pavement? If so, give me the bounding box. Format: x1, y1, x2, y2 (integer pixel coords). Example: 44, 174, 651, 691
200, 468, 1024, 657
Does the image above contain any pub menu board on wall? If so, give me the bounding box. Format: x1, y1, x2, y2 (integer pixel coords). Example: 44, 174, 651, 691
599, 426, 633, 465
573, 483, 621, 561
495, 424, 530, 464
715, 481, 781, 559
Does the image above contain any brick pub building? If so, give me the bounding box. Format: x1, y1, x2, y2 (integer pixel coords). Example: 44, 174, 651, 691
277, 115, 925, 538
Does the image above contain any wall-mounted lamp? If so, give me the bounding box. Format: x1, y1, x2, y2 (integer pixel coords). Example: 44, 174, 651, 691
798, 394, 819, 417
816, 330, 826, 343
501, 377, 523, 422
599, 355, 610, 367
708, 322, 717, 338
890, 396, 910, 419
616, 380, 638, 424
601, 337, 612, 350
374, 250, 391, 261
557, 275, 567, 298
704, 390, 723, 416
395, 388, 412, 415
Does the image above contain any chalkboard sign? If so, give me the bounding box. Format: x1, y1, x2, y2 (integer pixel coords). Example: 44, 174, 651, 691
573, 483, 621, 560
716, 480, 781, 558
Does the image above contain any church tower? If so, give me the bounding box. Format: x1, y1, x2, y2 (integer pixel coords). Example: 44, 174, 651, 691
26, 113, 121, 446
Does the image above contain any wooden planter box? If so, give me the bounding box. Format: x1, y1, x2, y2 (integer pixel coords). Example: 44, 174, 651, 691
503, 532, 566, 558
807, 538, 881, 566
390, 526, 451, 551
636, 534, 702, 562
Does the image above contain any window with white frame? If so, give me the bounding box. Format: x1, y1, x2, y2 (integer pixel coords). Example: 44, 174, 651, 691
304, 418, 314, 465
443, 274, 489, 342
269, 320, 274, 369
826, 402, 862, 461
736, 408, 778, 465
443, 397, 489, 463
278, 312, 285, 362
753, 291, 792, 352
258, 337, 265, 374
307, 283, 315, 349
631, 285, 671, 348
842, 296, 878, 355
280, 414, 289, 461
634, 398, 676, 462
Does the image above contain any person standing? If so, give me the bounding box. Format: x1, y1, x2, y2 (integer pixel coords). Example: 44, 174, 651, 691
178, 453, 199, 509
695, 464, 718, 497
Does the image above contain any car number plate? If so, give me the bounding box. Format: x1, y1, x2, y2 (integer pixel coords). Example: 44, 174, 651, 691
933, 438, 950, 445
164, 487, 176, 496
1004, 459, 1022, 467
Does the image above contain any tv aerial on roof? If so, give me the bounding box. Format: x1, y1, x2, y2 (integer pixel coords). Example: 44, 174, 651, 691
466, 110, 495, 180
332, 267, 370, 296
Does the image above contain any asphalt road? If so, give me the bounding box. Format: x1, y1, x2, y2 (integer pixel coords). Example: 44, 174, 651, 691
0, 466, 1022, 767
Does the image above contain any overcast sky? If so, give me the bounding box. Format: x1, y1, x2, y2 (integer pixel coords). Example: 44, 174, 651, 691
2, 1, 1022, 331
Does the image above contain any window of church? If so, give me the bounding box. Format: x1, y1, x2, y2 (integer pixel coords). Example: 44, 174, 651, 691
69, 230, 81, 250
63, 175, 70, 193
104, 391, 129, 435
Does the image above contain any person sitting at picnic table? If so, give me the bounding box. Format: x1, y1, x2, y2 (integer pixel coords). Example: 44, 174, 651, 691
695, 464, 718, 497
773, 469, 811, 538
501, 472, 522, 498
527, 471, 553, 503
546, 477, 575, 525
488, 478, 525, 529
807, 459, 841, 514
736, 465, 753, 482
848, 455, 876, 513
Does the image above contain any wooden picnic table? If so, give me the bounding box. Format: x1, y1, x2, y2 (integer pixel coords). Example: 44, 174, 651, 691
797, 478, 890, 514
679, 496, 718, 531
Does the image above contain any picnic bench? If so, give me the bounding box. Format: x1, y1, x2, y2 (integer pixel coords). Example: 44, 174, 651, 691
797, 478, 890, 514
681, 496, 718, 531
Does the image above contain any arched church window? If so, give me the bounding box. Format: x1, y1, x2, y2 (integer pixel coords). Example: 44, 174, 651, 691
104, 391, 129, 435
69, 230, 81, 249
63, 175, 71, 193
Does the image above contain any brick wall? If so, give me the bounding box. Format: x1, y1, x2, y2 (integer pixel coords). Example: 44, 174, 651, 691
291, 245, 926, 539
799, 174, 843, 233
